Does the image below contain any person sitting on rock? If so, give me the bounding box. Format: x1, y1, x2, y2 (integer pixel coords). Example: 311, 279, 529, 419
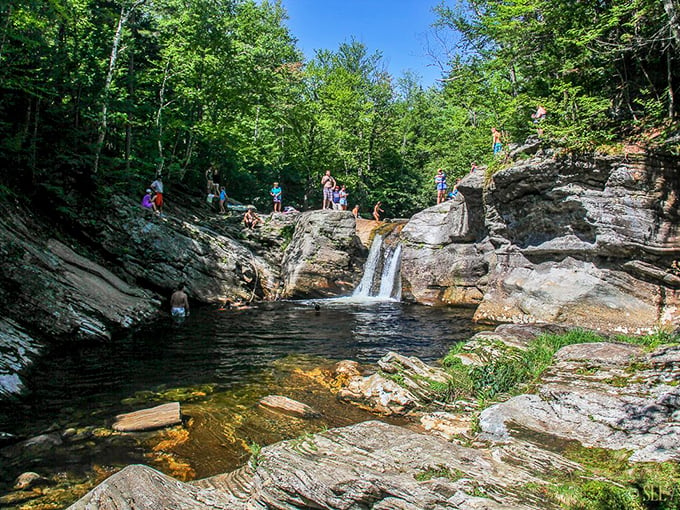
243, 208, 262, 229
141, 189, 155, 211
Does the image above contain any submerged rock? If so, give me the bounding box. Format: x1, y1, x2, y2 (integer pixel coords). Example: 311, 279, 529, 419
14, 471, 50, 490
258, 395, 321, 418
113, 402, 182, 432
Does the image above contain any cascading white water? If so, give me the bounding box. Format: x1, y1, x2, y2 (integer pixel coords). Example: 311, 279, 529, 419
378, 244, 402, 299
353, 234, 402, 300
353, 235, 383, 297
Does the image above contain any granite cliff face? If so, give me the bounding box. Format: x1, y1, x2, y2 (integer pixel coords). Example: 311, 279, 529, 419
280, 209, 366, 298
0, 197, 365, 398
2, 149, 679, 398
401, 151, 680, 333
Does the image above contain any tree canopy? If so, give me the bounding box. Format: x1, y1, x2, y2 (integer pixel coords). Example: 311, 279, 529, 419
0, 0, 677, 218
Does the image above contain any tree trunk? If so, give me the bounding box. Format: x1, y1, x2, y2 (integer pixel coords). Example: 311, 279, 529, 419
668, 50, 676, 119
663, 0, 680, 49
125, 15, 138, 173
93, 0, 146, 175
156, 60, 172, 177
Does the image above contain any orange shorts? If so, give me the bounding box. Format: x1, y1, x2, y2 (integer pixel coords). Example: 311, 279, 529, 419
154, 193, 163, 207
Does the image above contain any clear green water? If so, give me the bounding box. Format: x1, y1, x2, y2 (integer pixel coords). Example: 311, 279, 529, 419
0, 300, 486, 507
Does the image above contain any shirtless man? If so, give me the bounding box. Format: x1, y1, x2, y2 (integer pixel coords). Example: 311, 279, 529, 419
170, 284, 190, 318
243, 208, 262, 229
321, 170, 336, 209
492, 127, 503, 156
373, 201, 384, 222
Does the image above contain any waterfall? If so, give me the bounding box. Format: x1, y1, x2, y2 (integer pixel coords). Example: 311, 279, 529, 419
353, 234, 402, 300
353, 235, 384, 297
378, 243, 402, 300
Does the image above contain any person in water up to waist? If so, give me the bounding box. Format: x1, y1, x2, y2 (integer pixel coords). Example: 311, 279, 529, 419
170, 283, 190, 318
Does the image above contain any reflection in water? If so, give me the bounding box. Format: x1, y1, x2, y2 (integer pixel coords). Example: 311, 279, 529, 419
2, 301, 482, 435
0, 301, 487, 504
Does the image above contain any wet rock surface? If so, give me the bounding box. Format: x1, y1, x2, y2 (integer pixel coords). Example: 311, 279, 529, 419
63, 325, 680, 509
112, 402, 182, 432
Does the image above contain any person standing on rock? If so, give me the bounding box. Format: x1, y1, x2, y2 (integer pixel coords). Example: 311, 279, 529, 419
321, 170, 336, 210
531, 104, 547, 136
373, 201, 384, 222
219, 186, 228, 213
270, 182, 282, 213
205, 167, 214, 194
332, 185, 342, 210
435, 168, 447, 204
150, 175, 163, 215
170, 284, 190, 320
492, 127, 503, 156
352, 204, 359, 219
339, 185, 349, 210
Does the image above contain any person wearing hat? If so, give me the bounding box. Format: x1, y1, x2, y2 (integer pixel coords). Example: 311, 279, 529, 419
141, 188, 155, 210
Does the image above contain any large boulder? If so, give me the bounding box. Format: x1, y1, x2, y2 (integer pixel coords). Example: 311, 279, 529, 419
401, 171, 491, 306
474, 153, 680, 332
400, 151, 680, 331
90, 196, 279, 303
479, 343, 680, 463
0, 209, 158, 343
280, 210, 366, 298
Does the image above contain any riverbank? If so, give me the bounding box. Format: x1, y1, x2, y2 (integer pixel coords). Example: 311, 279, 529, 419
64, 324, 680, 509
0, 301, 485, 509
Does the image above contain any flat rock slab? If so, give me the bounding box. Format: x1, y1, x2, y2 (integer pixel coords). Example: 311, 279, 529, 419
113, 402, 182, 432
71, 421, 570, 509
258, 395, 320, 418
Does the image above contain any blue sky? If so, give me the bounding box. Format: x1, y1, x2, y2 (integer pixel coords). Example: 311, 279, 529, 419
281, 0, 447, 88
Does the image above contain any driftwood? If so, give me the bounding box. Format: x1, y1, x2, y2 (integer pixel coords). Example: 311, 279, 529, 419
113, 402, 182, 432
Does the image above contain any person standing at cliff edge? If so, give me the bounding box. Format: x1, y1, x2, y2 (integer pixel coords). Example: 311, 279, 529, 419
270, 181, 282, 212
492, 127, 503, 156
373, 201, 384, 221
435, 168, 447, 204
321, 170, 336, 210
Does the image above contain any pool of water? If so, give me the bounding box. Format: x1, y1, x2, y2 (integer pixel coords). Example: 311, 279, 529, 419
0, 300, 487, 506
